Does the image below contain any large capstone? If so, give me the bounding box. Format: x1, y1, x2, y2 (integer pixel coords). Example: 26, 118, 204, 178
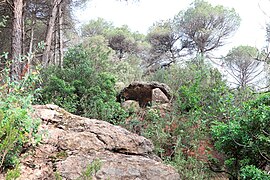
117, 81, 172, 107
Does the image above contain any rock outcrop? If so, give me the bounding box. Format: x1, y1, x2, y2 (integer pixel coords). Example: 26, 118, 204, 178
117, 81, 172, 107
7, 104, 180, 180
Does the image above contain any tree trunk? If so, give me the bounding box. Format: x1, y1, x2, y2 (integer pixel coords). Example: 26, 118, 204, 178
42, 0, 62, 67
26, 18, 35, 72
53, 23, 58, 65
22, 8, 25, 57
29, 21, 35, 55
58, 2, 64, 69
11, 0, 23, 81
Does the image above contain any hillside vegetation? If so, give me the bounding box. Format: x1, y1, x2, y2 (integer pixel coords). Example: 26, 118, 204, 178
0, 0, 269, 179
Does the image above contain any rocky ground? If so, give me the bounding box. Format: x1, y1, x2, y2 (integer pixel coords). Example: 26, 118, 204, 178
2, 104, 180, 180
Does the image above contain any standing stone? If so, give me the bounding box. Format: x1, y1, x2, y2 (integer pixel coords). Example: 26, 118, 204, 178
152, 88, 169, 104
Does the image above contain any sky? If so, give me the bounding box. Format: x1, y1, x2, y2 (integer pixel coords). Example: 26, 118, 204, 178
75, 0, 270, 56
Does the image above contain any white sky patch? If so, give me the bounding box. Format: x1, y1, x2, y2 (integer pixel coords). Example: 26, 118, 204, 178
75, 0, 190, 33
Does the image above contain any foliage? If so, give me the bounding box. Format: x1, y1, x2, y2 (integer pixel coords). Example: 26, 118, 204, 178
77, 159, 102, 180
81, 19, 146, 61
141, 109, 172, 158
170, 152, 211, 180
54, 171, 63, 180
143, 0, 241, 69
81, 17, 113, 37
3, 0, 269, 179
211, 93, 270, 179
0, 67, 41, 171
124, 105, 215, 179
240, 165, 270, 180
224, 45, 264, 89
174, 0, 241, 55
106, 25, 141, 60
38, 42, 128, 123
111, 55, 143, 85
146, 61, 229, 117
146, 19, 183, 67
80, 35, 113, 71
136, 61, 231, 179
0, 15, 7, 30
5, 163, 20, 180
0, 5, 12, 54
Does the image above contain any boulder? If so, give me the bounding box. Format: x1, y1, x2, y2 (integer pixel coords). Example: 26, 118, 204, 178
152, 88, 169, 104
121, 100, 140, 113
117, 81, 172, 107
6, 104, 180, 180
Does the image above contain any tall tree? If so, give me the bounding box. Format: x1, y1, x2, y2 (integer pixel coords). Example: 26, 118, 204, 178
0, 0, 138, 79
175, 0, 241, 57
106, 25, 139, 60
81, 17, 113, 37
146, 19, 189, 68
11, 0, 23, 81
224, 45, 264, 89
23, 0, 49, 55
81, 20, 144, 60
42, 0, 92, 67
42, 0, 62, 67
261, 23, 270, 91
58, 1, 64, 68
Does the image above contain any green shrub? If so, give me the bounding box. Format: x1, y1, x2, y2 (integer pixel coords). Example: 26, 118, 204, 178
5, 163, 20, 180
170, 151, 211, 180
111, 55, 143, 85
0, 15, 8, 30
38, 43, 128, 123
211, 93, 270, 179
240, 165, 269, 180
0, 67, 41, 171
146, 63, 230, 116
142, 109, 172, 158
127, 107, 214, 179
77, 159, 102, 180
143, 62, 232, 179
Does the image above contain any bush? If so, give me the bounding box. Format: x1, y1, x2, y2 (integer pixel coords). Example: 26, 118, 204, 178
5, 163, 20, 180
142, 109, 172, 158
111, 55, 143, 85
143, 62, 232, 179
211, 93, 270, 179
0, 67, 41, 171
38, 43, 128, 123
240, 165, 269, 180
170, 151, 211, 180
78, 159, 101, 180
145, 63, 230, 115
